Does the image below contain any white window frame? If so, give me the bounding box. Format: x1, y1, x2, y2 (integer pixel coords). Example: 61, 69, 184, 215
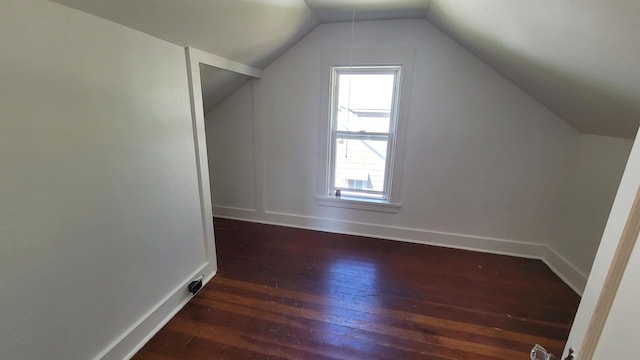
327, 65, 402, 201
315, 48, 415, 213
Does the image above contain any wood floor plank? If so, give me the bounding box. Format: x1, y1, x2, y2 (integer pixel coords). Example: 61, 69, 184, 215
133, 218, 580, 359
200, 279, 564, 350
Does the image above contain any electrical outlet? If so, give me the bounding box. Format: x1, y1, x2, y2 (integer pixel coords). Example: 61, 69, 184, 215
188, 275, 204, 295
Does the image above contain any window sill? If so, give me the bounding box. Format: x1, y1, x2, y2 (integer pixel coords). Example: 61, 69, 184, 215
315, 195, 401, 213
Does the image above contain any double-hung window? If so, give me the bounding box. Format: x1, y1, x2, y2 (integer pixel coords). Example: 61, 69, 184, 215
328, 66, 402, 201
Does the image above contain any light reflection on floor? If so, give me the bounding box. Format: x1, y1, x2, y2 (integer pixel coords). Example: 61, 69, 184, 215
319, 258, 380, 351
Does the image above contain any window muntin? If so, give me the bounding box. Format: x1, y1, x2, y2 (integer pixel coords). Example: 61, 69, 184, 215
329, 66, 401, 201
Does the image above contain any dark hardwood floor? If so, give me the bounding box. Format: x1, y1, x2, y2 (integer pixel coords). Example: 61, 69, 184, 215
134, 218, 580, 359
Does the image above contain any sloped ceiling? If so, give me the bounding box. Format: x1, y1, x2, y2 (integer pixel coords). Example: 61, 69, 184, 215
427, 0, 640, 139
50, 0, 639, 138
51, 0, 319, 68
200, 64, 251, 115
305, 0, 429, 22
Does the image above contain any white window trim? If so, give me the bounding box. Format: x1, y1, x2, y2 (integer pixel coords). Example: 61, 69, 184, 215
315, 48, 416, 212
328, 65, 401, 201
315, 194, 401, 213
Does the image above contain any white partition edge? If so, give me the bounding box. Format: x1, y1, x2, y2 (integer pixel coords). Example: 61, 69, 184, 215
185, 46, 262, 264
185, 48, 217, 266
97, 47, 244, 360
187, 47, 263, 79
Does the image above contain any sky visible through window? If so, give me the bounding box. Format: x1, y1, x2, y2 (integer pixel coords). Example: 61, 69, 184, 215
337, 73, 394, 132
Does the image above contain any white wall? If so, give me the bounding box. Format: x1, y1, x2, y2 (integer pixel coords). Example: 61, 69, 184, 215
205, 19, 631, 292
0, 1, 213, 359
556, 135, 633, 275
206, 83, 257, 211
563, 128, 640, 358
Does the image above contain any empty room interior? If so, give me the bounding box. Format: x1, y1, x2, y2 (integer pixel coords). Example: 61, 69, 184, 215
2, 1, 640, 359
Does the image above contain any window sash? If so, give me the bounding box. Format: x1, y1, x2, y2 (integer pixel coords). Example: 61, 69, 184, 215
328, 66, 401, 201
335, 131, 389, 140
333, 135, 389, 197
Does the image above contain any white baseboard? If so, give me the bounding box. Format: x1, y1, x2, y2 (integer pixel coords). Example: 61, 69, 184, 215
213, 206, 587, 295
541, 246, 588, 296
96, 261, 217, 360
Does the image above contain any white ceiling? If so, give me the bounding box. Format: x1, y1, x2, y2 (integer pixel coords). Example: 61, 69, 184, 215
50, 0, 640, 138
305, 0, 429, 22
427, 0, 640, 139
199, 64, 251, 114
52, 0, 319, 68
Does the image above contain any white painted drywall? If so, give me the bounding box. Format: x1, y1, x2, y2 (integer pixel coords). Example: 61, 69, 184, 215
259, 19, 574, 243
563, 128, 640, 359
556, 135, 633, 276
0, 1, 212, 359
205, 82, 257, 211
206, 19, 630, 293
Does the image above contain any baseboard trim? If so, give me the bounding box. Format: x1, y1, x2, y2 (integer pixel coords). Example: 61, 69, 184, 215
541, 246, 588, 296
96, 262, 217, 360
213, 206, 588, 294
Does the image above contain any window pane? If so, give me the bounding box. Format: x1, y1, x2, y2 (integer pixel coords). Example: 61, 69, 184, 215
333, 138, 388, 192
336, 73, 394, 133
